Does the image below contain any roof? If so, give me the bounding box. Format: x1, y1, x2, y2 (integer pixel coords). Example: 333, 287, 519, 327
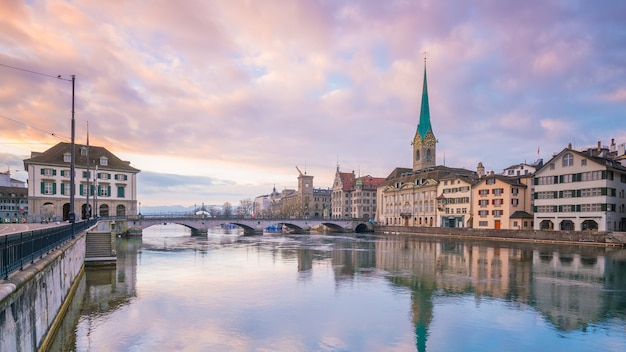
536, 147, 626, 174
381, 165, 478, 188
510, 211, 533, 219
23, 142, 140, 173
0, 186, 28, 197
475, 174, 527, 188
338, 172, 355, 191
417, 61, 432, 139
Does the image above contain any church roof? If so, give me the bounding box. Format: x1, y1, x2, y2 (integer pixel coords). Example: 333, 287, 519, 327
416, 61, 432, 139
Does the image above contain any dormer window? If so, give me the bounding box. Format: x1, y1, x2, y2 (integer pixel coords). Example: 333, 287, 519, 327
562, 153, 573, 167
80, 147, 88, 156
100, 156, 108, 166
63, 152, 71, 163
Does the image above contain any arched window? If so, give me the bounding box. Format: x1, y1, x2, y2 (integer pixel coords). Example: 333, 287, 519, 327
540, 220, 553, 230
562, 153, 573, 167
116, 204, 126, 217
560, 220, 574, 231
416, 150, 420, 161
426, 149, 431, 162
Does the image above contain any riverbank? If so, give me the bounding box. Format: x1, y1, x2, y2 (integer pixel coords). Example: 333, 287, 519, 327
374, 225, 626, 246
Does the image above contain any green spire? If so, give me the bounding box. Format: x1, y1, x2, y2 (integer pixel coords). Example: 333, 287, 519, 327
417, 60, 431, 139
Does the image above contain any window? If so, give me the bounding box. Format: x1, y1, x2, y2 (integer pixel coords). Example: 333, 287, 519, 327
581, 159, 587, 166
426, 149, 431, 162
562, 153, 573, 167
478, 221, 488, 227
511, 188, 519, 196
117, 186, 125, 198
100, 156, 108, 166
41, 168, 56, 177
63, 153, 71, 162
486, 178, 496, 185
416, 150, 420, 161
549, 163, 555, 170
511, 198, 519, 206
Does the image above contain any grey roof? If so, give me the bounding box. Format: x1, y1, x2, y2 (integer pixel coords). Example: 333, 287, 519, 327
23, 142, 140, 173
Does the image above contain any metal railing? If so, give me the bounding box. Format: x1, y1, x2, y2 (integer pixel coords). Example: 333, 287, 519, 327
1, 219, 97, 280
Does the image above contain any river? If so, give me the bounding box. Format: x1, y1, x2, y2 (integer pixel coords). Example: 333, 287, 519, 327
49, 224, 626, 351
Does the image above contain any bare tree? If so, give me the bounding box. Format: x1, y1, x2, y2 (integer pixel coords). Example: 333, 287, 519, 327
208, 205, 221, 218
238, 198, 253, 217
223, 202, 232, 218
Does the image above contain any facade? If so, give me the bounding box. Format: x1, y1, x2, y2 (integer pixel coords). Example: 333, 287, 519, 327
377, 166, 477, 227
502, 160, 542, 177
472, 172, 531, 230
270, 169, 330, 218
0, 186, 28, 222
533, 144, 626, 232
436, 173, 476, 228
331, 167, 385, 219
23, 142, 140, 222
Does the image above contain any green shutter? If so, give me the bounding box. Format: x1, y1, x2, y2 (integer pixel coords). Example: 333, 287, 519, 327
601, 204, 607, 211
40, 169, 44, 175
534, 192, 538, 200
41, 182, 45, 194
554, 176, 559, 184
61, 183, 65, 195
558, 191, 563, 198
601, 188, 607, 196
52, 169, 56, 176
52, 183, 57, 195
124, 175, 128, 181
534, 178, 538, 185
602, 170, 607, 179
80, 184, 84, 196
107, 185, 111, 196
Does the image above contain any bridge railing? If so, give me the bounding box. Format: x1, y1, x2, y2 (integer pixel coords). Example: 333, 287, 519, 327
110, 213, 366, 222
1, 219, 97, 280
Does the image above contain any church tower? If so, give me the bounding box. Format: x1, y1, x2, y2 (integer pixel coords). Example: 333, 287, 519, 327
412, 57, 436, 171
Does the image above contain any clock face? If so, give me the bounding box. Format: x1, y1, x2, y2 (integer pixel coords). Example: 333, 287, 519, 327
413, 135, 422, 147
424, 132, 436, 147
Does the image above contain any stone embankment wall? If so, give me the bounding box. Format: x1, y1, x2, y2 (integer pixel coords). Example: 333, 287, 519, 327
0, 234, 86, 351
375, 225, 614, 245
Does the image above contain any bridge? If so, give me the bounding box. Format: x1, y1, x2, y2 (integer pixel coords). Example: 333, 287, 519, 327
106, 215, 374, 236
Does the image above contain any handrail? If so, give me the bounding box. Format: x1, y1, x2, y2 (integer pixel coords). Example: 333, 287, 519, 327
1, 219, 97, 280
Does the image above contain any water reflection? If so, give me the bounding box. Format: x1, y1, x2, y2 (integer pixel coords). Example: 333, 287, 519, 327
50, 226, 626, 351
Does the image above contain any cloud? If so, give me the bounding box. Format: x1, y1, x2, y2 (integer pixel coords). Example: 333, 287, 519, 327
1, 0, 625, 205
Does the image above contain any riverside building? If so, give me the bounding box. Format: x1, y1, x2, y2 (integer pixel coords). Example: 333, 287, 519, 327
533, 141, 626, 232
331, 167, 385, 220
376, 58, 477, 227
23, 142, 140, 222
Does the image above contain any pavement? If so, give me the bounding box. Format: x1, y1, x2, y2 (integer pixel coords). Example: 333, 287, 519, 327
0, 222, 66, 236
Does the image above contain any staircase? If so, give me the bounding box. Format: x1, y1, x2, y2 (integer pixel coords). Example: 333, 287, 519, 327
85, 231, 116, 264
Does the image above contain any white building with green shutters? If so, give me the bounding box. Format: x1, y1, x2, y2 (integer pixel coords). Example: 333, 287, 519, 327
23, 142, 140, 222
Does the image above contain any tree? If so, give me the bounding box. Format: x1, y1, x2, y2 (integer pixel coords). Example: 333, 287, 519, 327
238, 198, 253, 217
208, 205, 221, 218
223, 202, 232, 218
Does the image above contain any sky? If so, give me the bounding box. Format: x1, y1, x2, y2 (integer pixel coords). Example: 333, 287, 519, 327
1, 0, 625, 207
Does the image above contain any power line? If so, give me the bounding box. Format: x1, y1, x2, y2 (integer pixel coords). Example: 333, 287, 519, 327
0, 62, 71, 81
0, 113, 70, 141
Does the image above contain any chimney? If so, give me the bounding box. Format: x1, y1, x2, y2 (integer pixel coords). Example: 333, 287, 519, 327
597, 141, 601, 152
611, 138, 616, 152
568, 143, 572, 149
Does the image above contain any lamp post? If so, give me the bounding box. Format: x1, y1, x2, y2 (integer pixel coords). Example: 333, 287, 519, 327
69, 75, 76, 237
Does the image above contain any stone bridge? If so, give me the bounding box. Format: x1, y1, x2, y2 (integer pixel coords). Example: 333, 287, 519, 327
105, 216, 374, 236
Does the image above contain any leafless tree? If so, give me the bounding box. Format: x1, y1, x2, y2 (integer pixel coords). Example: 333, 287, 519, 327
238, 198, 253, 216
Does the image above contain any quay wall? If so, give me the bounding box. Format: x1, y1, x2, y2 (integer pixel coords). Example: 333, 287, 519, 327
375, 225, 614, 245
0, 233, 86, 351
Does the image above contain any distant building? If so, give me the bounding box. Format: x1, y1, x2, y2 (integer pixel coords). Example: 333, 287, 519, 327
437, 172, 476, 228
533, 142, 626, 232
23, 142, 140, 222
331, 167, 385, 220
502, 160, 543, 177
270, 167, 330, 218
0, 186, 28, 222
0, 170, 27, 188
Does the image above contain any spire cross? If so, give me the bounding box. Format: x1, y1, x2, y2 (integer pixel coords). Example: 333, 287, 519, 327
423, 51, 427, 62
